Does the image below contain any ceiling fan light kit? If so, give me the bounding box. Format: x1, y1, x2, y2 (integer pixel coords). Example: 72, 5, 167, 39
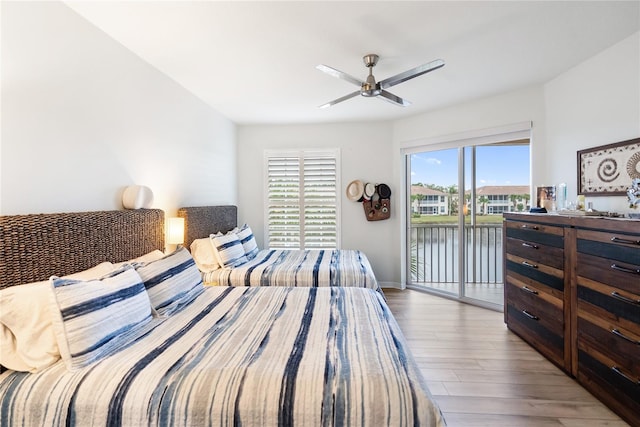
317, 54, 444, 108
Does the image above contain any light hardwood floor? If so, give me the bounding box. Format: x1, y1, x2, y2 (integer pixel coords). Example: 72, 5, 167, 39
383, 288, 630, 427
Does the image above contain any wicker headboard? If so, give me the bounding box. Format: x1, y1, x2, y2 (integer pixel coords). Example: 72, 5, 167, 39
177, 206, 237, 249
0, 209, 165, 289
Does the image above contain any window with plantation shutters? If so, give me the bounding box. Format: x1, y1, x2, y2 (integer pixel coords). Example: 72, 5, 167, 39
264, 150, 340, 250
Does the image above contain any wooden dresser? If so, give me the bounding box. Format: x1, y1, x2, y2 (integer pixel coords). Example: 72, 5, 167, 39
503, 213, 639, 426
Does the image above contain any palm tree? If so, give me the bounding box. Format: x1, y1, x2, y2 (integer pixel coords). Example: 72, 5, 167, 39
445, 185, 457, 215
509, 194, 519, 212
478, 196, 489, 215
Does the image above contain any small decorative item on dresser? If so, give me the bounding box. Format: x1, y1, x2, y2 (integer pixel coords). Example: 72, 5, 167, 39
627, 177, 640, 209
536, 185, 556, 211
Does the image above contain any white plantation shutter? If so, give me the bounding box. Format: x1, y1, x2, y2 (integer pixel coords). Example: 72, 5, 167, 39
266, 155, 302, 249
265, 150, 340, 250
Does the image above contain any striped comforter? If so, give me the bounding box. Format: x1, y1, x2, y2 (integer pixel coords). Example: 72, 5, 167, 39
202, 249, 379, 291
0, 286, 444, 427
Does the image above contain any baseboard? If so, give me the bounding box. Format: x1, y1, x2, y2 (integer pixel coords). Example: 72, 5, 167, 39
379, 281, 405, 290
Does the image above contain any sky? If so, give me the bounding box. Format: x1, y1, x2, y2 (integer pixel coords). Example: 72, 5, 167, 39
411, 145, 530, 188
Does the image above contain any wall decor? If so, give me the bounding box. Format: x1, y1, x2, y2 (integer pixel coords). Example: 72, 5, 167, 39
577, 137, 640, 196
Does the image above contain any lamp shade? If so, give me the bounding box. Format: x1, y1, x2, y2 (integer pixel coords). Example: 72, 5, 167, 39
166, 217, 185, 245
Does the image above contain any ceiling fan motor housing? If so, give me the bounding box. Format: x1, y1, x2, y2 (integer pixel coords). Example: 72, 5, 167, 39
363, 54, 379, 68
361, 54, 381, 96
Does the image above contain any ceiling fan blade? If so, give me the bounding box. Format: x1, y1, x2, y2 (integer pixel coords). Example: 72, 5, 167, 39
379, 59, 445, 89
378, 90, 411, 107
319, 90, 361, 109
316, 64, 364, 87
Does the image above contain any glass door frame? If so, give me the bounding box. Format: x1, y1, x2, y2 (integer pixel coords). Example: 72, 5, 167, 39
400, 122, 532, 311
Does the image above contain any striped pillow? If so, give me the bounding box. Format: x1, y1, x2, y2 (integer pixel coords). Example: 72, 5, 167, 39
235, 224, 259, 260
211, 233, 248, 268
49, 266, 153, 371
134, 246, 204, 316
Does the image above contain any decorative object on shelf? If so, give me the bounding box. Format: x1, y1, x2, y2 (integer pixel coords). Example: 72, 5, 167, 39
122, 185, 154, 209
577, 137, 640, 196
557, 183, 567, 210
536, 185, 556, 211
627, 177, 640, 209
529, 207, 547, 213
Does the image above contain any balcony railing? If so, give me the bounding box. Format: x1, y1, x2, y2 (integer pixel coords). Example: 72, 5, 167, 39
409, 223, 503, 284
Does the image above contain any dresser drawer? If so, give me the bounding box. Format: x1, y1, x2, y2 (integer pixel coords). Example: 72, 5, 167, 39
506, 237, 564, 270
577, 349, 640, 427
505, 221, 564, 248
506, 279, 564, 367
506, 303, 564, 367
577, 316, 639, 379
505, 254, 564, 293
507, 281, 563, 337
505, 267, 564, 301
576, 234, 640, 296
577, 282, 640, 328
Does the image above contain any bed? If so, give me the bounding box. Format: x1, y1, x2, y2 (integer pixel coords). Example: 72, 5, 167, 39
177, 206, 380, 291
0, 208, 445, 426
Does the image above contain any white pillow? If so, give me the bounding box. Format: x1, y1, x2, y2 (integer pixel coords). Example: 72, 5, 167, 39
134, 246, 204, 316
112, 249, 165, 269
210, 233, 248, 268
49, 266, 153, 371
190, 237, 220, 272
235, 224, 259, 260
0, 281, 58, 372
0, 261, 115, 373
65, 262, 116, 280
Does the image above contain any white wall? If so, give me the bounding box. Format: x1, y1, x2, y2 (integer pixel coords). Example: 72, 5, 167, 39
0, 1, 237, 217
544, 31, 640, 213
392, 85, 546, 185
237, 122, 400, 286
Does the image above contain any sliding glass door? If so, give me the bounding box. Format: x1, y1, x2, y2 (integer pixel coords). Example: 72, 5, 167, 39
406, 140, 530, 310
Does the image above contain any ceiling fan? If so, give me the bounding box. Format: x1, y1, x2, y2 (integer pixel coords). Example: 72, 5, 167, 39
316, 54, 445, 108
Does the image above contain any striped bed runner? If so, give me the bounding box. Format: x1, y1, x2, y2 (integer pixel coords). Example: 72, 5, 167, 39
202, 249, 380, 291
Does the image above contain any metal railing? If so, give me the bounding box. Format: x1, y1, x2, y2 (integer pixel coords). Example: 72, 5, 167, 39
409, 223, 503, 284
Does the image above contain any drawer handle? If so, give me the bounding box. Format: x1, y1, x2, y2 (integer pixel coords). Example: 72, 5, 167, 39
611, 329, 640, 345
522, 310, 539, 321
611, 291, 640, 306
521, 286, 539, 295
522, 242, 539, 249
521, 224, 539, 230
611, 236, 640, 246
522, 261, 538, 269
610, 263, 640, 275
611, 366, 640, 386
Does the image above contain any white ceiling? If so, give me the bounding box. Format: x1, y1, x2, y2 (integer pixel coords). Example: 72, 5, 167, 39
65, 1, 640, 125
